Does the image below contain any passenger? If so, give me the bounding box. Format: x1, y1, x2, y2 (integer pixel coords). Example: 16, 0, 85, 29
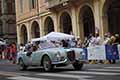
25, 41, 32, 50
68, 38, 76, 48
31, 42, 39, 51
76, 38, 83, 48
61, 40, 68, 48
55, 41, 62, 47
19, 43, 25, 51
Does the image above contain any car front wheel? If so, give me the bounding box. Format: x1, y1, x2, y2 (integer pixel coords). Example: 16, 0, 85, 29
43, 56, 54, 72
72, 61, 83, 70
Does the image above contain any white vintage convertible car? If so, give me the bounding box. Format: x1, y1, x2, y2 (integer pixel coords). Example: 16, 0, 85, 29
17, 41, 85, 71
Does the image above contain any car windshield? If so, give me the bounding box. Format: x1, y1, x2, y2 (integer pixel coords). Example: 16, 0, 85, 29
39, 41, 56, 49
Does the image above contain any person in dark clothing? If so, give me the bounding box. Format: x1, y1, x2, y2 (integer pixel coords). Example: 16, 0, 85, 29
84, 33, 93, 47
61, 40, 68, 48
109, 34, 120, 64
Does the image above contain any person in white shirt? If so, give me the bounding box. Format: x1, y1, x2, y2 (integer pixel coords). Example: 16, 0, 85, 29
19, 43, 25, 51
94, 33, 102, 46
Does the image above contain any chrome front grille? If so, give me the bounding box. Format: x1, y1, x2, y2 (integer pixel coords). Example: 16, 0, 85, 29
67, 50, 75, 61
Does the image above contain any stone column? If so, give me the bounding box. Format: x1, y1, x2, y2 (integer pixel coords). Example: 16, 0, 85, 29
1, 0, 9, 39
74, 8, 84, 41
38, 19, 41, 37
78, 17, 84, 41
102, 15, 108, 34
58, 13, 62, 33
26, 22, 31, 42
93, 0, 104, 38
1, 0, 6, 14
16, 25, 21, 44
2, 19, 6, 36
53, 13, 59, 32
39, 17, 44, 36
71, 8, 78, 38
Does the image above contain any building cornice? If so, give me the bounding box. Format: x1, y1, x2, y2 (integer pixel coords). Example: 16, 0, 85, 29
16, 11, 52, 25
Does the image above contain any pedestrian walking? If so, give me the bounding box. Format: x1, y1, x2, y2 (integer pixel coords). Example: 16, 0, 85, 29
10, 42, 17, 64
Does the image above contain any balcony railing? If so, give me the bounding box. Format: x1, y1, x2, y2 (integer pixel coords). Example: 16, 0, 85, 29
47, 0, 70, 9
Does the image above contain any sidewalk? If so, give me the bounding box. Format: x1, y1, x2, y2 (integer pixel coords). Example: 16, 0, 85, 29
0, 59, 12, 65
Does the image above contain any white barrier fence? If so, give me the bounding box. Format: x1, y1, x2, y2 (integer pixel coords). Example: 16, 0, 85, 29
87, 46, 106, 60
83, 44, 120, 60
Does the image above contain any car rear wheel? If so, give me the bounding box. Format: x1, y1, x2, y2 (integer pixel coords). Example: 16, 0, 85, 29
72, 61, 83, 70
43, 56, 54, 72
19, 59, 28, 70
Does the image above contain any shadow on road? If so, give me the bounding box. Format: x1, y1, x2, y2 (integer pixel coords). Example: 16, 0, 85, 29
19, 66, 86, 73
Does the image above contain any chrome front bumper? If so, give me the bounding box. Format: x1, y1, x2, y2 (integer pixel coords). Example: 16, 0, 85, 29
52, 59, 68, 65
52, 58, 85, 65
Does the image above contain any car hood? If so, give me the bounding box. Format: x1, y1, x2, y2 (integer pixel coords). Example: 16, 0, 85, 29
41, 47, 72, 56
42, 47, 69, 52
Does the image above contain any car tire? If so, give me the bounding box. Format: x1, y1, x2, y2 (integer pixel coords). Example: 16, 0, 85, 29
72, 61, 83, 70
43, 56, 54, 72
19, 59, 28, 70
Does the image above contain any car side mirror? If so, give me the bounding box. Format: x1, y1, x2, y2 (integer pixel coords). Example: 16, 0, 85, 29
24, 49, 26, 52
26, 52, 32, 56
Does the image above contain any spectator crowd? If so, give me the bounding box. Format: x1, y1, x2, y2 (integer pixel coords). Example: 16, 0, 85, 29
0, 32, 120, 64
0, 42, 17, 64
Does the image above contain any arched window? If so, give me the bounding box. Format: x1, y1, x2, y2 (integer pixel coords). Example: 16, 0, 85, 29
44, 17, 54, 34
79, 6, 95, 37
60, 12, 72, 34
21, 25, 28, 44
103, 0, 120, 34
31, 21, 40, 38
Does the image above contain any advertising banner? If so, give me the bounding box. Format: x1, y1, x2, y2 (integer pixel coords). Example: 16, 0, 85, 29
106, 44, 119, 60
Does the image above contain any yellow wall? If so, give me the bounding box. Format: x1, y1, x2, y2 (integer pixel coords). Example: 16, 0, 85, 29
15, 0, 108, 44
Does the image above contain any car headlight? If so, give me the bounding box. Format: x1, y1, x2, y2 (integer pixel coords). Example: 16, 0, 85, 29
54, 52, 64, 61
55, 52, 61, 58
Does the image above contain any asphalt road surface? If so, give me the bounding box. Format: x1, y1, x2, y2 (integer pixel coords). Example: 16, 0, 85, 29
0, 60, 120, 80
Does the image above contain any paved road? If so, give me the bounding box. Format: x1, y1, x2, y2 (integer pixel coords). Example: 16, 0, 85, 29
0, 60, 120, 80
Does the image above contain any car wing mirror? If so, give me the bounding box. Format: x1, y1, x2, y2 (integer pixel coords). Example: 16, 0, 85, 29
26, 52, 32, 56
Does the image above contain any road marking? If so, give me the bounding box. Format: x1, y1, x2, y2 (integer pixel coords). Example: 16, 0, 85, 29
64, 71, 120, 76
0, 71, 17, 76
0, 71, 29, 76
105, 67, 120, 69
8, 76, 51, 80
88, 69, 120, 72
37, 73, 93, 79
